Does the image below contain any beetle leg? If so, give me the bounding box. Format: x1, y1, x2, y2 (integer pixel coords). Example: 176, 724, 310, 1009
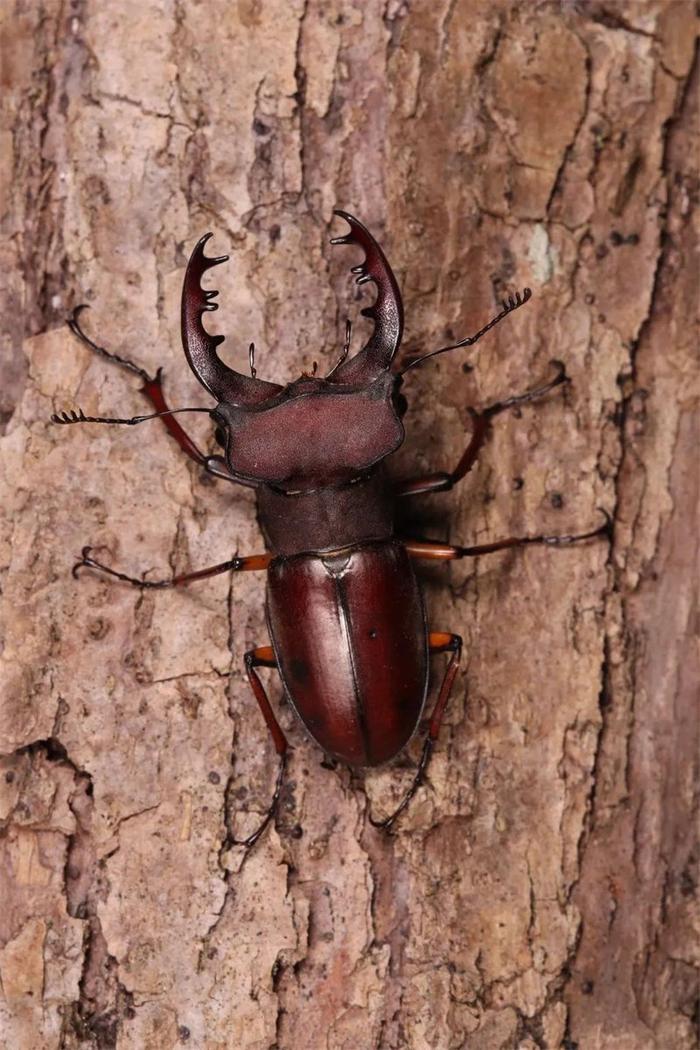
230, 645, 289, 849
370, 632, 462, 832
403, 510, 611, 562
72, 546, 271, 587
395, 361, 567, 498
67, 305, 237, 482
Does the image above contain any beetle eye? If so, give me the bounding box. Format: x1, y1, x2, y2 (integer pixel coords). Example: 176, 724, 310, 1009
214, 427, 227, 449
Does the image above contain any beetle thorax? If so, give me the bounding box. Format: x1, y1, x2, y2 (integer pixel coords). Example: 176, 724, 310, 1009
213, 371, 404, 490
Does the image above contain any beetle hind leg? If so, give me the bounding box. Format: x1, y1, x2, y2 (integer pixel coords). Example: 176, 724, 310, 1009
369, 632, 462, 832
230, 645, 289, 850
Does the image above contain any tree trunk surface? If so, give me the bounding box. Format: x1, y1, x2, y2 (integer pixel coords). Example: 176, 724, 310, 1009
0, 2, 697, 1048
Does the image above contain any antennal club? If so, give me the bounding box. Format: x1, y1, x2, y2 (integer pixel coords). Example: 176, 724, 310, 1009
400, 287, 532, 374
51, 407, 212, 427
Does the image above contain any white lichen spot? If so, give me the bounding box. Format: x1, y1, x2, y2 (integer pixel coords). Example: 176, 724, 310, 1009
527, 224, 557, 284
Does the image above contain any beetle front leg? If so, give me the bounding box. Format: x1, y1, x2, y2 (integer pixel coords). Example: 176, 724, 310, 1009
67, 306, 235, 482
230, 645, 289, 849
395, 361, 567, 498
370, 631, 462, 832
72, 546, 272, 587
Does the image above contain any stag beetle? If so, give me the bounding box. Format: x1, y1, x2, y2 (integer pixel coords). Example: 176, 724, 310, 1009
53, 211, 607, 845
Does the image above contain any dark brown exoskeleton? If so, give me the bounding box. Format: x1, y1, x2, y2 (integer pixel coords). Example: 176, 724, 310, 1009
54, 211, 608, 845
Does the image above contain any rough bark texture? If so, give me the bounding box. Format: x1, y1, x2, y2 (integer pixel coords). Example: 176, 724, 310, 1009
1, 2, 697, 1048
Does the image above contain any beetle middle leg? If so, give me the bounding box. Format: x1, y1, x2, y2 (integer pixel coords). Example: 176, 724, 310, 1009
403, 512, 611, 563
395, 361, 567, 498
231, 645, 289, 849
370, 631, 462, 832
72, 547, 272, 587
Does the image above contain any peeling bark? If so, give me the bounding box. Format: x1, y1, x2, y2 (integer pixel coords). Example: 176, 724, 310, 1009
1, 2, 697, 1048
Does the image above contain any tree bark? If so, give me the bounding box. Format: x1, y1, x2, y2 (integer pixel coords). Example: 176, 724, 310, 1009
0, 2, 696, 1048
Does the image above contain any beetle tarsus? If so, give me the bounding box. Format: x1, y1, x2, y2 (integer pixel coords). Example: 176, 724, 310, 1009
68, 304, 154, 383
231, 750, 288, 849
369, 736, 434, 833
405, 510, 612, 561
72, 546, 169, 588
71, 545, 93, 579
73, 549, 266, 588
481, 359, 568, 419
539, 509, 612, 546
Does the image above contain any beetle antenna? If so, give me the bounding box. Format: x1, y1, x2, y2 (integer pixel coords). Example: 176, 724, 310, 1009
326, 319, 352, 378
399, 287, 532, 375
249, 342, 257, 379
51, 407, 212, 427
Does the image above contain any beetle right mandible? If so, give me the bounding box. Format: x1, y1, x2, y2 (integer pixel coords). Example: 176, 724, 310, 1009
54, 210, 609, 846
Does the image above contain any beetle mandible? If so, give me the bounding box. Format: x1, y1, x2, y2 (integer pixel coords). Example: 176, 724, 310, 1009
54, 211, 608, 845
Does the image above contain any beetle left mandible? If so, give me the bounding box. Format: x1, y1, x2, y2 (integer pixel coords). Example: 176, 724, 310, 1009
53, 210, 609, 847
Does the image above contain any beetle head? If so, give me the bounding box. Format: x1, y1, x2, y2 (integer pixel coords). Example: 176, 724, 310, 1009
182, 212, 405, 490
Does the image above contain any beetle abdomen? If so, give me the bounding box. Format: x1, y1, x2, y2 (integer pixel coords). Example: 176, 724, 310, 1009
266, 541, 428, 768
